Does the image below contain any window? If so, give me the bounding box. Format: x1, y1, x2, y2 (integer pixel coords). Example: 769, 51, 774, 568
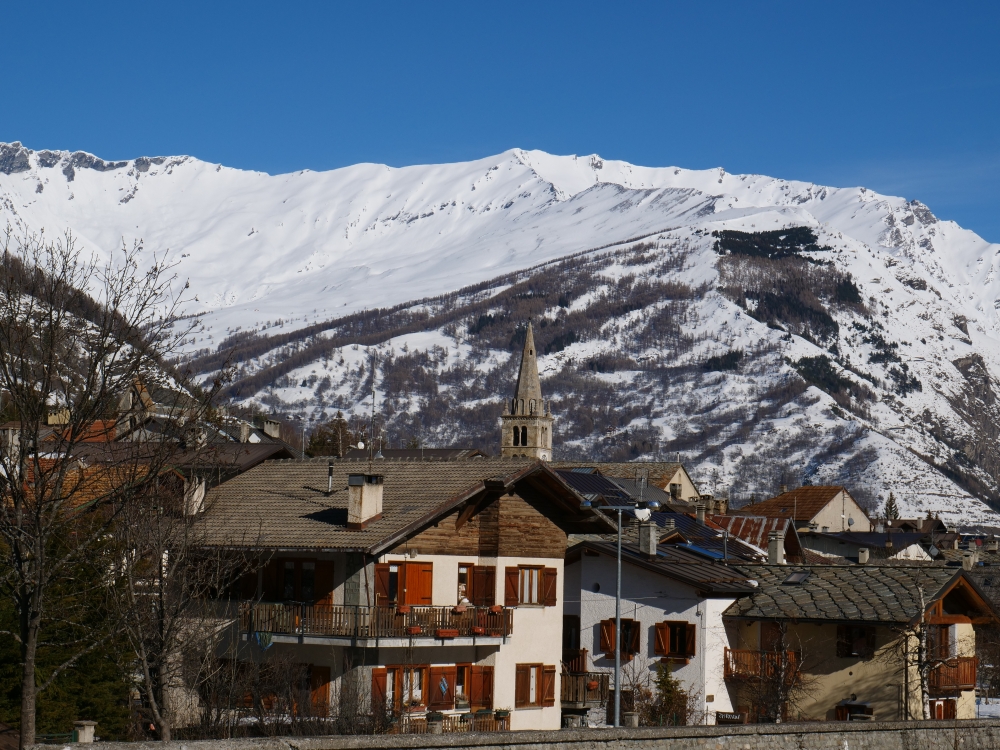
514, 664, 556, 708
521, 426, 528, 445
458, 564, 472, 603
283, 561, 296, 600
373, 664, 492, 713
654, 621, 696, 658
471, 565, 496, 606
513, 427, 520, 447
563, 615, 581, 650
504, 566, 557, 606
300, 561, 315, 602
600, 618, 641, 659
836, 625, 876, 659
375, 561, 432, 606
927, 625, 954, 660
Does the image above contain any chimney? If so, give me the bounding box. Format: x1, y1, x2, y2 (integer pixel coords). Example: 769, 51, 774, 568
858, 548, 869, 564
661, 518, 676, 536
987, 538, 999, 553
639, 521, 658, 559
962, 551, 974, 571
716, 494, 729, 515
696, 503, 706, 525
263, 419, 280, 439
780, 484, 787, 494
767, 531, 784, 564
700, 494, 715, 514
347, 473, 384, 528
239, 422, 250, 443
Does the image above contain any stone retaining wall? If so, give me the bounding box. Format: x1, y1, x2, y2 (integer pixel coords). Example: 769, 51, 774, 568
50, 719, 1000, 750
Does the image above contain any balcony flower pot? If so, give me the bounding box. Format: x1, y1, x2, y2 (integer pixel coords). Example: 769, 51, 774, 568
453, 604, 468, 614
436, 627, 460, 639
471, 625, 486, 635
406, 625, 422, 635
489, 605, 503, 614
396, 604, 411, 615
494, 709, 510, 719
426, 711, 445, 722
586, 680, 599, 691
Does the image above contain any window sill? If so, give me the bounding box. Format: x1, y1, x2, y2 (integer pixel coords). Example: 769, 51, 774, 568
659, 656, 691, 665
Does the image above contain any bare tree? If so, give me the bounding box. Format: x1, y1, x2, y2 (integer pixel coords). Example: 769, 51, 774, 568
0, 226, 200, 748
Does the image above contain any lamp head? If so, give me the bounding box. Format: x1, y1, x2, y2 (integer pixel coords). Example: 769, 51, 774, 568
647, 499, 662, 511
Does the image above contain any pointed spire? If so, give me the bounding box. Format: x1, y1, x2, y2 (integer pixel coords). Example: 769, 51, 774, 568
513, 322, 543, 404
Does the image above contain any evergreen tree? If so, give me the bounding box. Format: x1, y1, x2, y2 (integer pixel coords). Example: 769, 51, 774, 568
885, 492, 900, 520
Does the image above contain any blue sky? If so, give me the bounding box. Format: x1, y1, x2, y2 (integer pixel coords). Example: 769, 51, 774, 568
4, 1, 1000, 240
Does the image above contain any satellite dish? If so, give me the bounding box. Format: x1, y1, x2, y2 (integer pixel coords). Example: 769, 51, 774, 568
848, 517, 855, 527
356, 441, 365, 450
635, 508, 652, 522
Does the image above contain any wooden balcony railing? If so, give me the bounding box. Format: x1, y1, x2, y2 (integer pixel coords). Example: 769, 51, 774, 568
724, 648, 800, 681
389, 714, 510, 734
240, 602, 513, 640
560, 672, 609, 708
929, 657, 977, 694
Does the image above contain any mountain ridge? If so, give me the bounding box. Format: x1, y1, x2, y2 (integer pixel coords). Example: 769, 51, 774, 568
3, 141, 1000, 526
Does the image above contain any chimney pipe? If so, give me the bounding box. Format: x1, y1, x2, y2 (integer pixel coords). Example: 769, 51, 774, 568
696, 503, 706, 525
239, 421, 250, 443
767, 531, 784, 564
327, 461, 334, 495
987, 538, 999, 553
780, 484, 787, 494
639, 521, 658, 559
963, 552, 974, 571
858, 548, 869, 564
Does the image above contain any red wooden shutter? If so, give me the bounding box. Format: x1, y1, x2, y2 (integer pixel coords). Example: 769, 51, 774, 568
944, 699, 957, 720
472, 566, 496, 606
653, 623, 668, 655
428, 667, 456, 710
375, 563, 392, 605
514, 665, 530, 708
310, 665, 330, 713
599, 619, 616, 655
470, 666, 484, 708
684, 623, 696, 656
541, 568, 558, 606
405, 562, 433, 605
836, 625, 849, 658
315, 561, 334, 606
542, 665, 556, 707
372, 668, 387, 713
504, 567, 520, 606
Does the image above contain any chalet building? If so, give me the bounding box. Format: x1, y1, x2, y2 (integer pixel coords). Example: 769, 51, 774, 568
563, 521, 757, 724
197, 458, 610, 731
501, 323, 554, 460
734, 486, 872, 533
721, 564, 999, 722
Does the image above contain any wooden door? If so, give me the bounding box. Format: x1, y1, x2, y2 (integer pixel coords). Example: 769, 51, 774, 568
404, 562, 433, 605
310, 665, 330, 714
315, 561, 334, 605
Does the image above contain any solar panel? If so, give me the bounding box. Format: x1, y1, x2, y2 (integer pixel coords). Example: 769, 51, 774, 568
783, 571, 811, 584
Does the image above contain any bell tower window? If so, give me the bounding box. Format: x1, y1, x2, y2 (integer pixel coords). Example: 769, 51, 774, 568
521, 426, 528, 446
513, 427, 520, 447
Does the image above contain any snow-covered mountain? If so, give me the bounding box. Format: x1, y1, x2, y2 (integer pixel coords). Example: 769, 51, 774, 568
3, 140, 1000, 526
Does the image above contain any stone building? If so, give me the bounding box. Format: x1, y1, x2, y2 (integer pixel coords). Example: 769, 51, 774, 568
501, 323, 554, 460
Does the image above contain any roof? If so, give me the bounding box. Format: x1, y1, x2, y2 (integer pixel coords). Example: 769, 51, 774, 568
340, 448, 487, 460
802, 531, 929, 551
711, 514, 793, 551
555, 470, 633, 504
724, 564, 969, 624
568, 538, 758, 595
198, 457, 610, 554
733, 486, 849, 522
551, 461, 684, 488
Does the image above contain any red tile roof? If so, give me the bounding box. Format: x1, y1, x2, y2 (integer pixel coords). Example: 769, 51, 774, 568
734, 486, 846, 522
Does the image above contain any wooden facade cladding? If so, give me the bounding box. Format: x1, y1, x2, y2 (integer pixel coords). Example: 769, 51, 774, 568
391, 490, 566, 559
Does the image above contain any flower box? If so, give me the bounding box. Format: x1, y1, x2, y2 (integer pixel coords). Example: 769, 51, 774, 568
436, 628, 460, 639
471, 625, 486, 635
396, 604, 412, 615
405, 625, 422, 635
587, 680, 599, 690
489, 605, 503, 614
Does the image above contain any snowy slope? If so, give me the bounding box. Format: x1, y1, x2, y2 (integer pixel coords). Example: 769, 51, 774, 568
3, 141, 1000, 526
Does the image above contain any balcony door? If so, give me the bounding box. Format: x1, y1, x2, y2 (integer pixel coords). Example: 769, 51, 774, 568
375, 561, 433, 606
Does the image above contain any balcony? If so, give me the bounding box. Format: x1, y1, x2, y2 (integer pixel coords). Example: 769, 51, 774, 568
929, 657, 977, 694
239, 602, 513, 644
724, 648, 800, 682
560, 672, 609, 709
562, 648, 589, 674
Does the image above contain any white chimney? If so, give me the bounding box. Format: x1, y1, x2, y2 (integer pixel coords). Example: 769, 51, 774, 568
348, 473, 384, 528
639, 521, 658, 559
858, 548, 869, 564
263, 419, 281, 439
239, 422, 250, 443
767, 531, 784, 564
962, 552, 974, 572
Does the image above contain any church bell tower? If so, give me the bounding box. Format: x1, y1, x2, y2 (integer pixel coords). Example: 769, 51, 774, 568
501, 322, 554, 460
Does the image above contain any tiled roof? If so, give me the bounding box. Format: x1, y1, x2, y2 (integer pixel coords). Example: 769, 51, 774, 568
724, 564, 964, 623
555, 470, 633, 504
198, 457, 609, 554
733, 486, 846, 522
340, 448, 488, 460
710, 514, 794, 551
551, 461, 684, 487
569, 538, 759, 595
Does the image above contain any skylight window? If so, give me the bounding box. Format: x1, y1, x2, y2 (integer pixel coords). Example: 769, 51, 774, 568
783, 571, 811, 584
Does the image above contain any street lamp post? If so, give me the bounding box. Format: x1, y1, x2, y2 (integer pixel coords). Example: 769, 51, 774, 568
580, 493, 660, 727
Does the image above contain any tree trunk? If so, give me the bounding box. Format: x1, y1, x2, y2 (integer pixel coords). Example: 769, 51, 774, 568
19, 604, 38, 750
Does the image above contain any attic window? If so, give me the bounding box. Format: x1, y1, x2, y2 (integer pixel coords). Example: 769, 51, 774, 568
783, 571, 811, 585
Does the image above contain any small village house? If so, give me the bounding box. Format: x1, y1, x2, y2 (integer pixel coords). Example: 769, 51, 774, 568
734, 486, 872, 533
